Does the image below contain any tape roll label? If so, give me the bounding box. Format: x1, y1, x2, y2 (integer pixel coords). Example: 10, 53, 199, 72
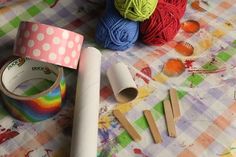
7, 58, 26, 70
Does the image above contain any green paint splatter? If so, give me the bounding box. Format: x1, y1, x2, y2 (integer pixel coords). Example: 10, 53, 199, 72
134, 116, 148, 131
116, 131, 132, 148
217, 52, 231, 62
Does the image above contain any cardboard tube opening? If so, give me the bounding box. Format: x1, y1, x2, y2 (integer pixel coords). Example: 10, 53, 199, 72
118, 87, 138, 103
107, 62, 138, 103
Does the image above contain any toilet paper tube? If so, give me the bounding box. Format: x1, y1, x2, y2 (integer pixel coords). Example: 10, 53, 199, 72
70, 47, 102, 157
107, 62, 138, 103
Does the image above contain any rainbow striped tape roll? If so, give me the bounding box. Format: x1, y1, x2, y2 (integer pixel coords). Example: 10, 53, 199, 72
0, 58, 66, 122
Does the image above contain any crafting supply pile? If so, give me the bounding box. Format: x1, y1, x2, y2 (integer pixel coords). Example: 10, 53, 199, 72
95, 0, 187, 50
0, 21, 84, 122
0, 15, 101, 157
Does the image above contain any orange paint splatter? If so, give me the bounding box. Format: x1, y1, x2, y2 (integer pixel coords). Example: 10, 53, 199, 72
175, 41, 194, 56
163, 59, 185, 77
191, 1, 206, 12
181, 20, 200, 33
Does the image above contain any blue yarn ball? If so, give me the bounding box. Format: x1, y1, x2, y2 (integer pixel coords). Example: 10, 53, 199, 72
95, 0, 139, 51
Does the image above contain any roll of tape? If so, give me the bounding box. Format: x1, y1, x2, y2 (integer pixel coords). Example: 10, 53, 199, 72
0, 58, 66, 122
13, 21, 84, 69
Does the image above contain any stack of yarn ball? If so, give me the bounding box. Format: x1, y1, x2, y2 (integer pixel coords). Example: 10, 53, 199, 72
95, 0, 187, 51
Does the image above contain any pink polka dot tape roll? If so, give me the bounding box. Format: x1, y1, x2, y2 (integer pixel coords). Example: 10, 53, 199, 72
13, 21, 84, 69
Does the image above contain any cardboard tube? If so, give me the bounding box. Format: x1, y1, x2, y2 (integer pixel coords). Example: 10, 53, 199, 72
107, 62, 138, 103
70, 47, 101, 157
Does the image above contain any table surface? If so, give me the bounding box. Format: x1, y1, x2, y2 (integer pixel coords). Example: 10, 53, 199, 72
0, 0, 236, 157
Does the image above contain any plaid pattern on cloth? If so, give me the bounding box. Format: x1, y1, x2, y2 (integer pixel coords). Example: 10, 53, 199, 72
0, 0, 236, 157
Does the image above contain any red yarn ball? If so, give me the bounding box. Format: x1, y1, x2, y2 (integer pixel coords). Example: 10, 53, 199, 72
140, 2, 180, 46
160, 0, 187, 18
